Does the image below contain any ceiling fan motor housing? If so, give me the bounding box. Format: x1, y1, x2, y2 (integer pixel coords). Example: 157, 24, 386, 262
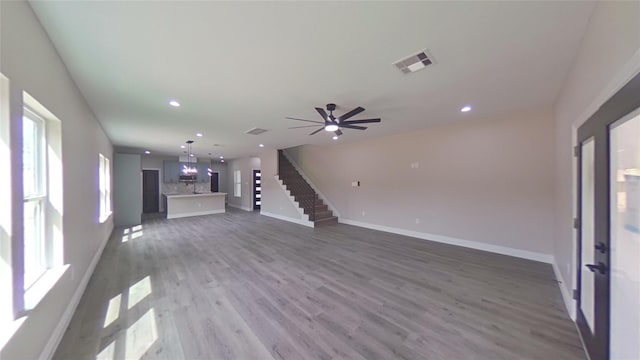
326, 103, 336, 112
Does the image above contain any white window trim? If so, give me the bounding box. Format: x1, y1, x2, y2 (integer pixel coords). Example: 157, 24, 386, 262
99, 154, 112, 223
234, 170, 241, 197
20, 93, 66, 314
22, 108, 48, 292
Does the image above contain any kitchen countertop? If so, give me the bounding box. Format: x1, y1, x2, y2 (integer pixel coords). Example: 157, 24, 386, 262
163, 192, 227, 198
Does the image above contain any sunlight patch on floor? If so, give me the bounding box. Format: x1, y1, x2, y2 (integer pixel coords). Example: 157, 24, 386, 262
103, 293, 122, 328
128, 276, 151, 310
96, 340, 115, 360
125, 308, 157, 360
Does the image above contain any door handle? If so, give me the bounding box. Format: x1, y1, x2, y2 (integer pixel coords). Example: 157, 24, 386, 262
586, 262, 607, 275
594, 242, 607, 253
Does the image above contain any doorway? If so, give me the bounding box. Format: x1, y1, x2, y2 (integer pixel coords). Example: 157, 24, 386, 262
142, 169, 159, 213
576, 72, 640, 360
253, 169, 261, 210
210, 172, 219, 192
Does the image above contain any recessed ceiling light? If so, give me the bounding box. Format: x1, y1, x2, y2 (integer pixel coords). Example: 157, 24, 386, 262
219, 156, 224, 159
332, 136, 338, 140
180, 145, 185, 149
169, 100, 180, 107
220, 159, 225, 163
460, 105, 472, 112
196, 133, 203, 137
144, 150, 151, 154
259, 144, 264, 147
189, 154, 195, 157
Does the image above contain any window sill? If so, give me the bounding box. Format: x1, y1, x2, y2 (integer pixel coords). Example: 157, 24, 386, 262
24, 265, 69, 312
99, 211, 113, 224
0, 316, 26, 352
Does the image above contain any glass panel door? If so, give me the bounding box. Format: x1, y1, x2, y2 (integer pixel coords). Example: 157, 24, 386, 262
609, 111, 640, 360
575, 71, 640, 360
580, 137, 596, 333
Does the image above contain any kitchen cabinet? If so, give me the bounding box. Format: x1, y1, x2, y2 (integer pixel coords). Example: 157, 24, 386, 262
163, 160, 180, 183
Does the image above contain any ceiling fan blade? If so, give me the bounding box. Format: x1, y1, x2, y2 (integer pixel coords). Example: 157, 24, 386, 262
309, 127, 324, 135
289, 125, 322, 129
337, 107, 365, 122
315, 107, 329, 121
339, 124, 367, 130
334, 129, 343, 136
286, 117, 323, 124
342, 118, 381, 124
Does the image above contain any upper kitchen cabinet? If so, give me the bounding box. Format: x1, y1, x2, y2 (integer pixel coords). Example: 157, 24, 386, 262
163, 160, 180, 183
197, 162, 210, 183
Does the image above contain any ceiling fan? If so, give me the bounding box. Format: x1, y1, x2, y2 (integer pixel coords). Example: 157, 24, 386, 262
287, 103, 381, 137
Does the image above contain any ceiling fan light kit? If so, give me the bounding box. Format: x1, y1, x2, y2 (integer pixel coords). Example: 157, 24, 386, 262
287, 103, 382, 138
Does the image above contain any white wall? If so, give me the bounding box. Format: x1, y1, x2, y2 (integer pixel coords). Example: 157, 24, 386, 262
113, 153, 142, 226
286, 107, 555, 260
259, 149, 306, 221
227, 156, 261, 211
552, 1, 640, 315
0, 0, 114, 358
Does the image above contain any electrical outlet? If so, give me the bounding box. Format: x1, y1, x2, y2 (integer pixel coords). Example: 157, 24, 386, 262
362, 211, 366, 217
415, 218, 420, 224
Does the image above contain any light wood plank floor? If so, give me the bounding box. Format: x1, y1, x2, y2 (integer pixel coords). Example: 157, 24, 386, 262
54, 209, 585, 360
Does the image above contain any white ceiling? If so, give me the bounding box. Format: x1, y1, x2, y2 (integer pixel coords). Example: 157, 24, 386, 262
29, 1, 595, 160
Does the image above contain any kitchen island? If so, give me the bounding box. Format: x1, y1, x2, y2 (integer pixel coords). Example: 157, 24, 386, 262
164, 192, 227, 219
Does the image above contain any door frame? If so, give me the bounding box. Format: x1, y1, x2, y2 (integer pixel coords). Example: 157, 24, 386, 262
253, 169, 261, 210
575, 72, 640, 360
142, 167, 162, 212
210, 171, 220, 193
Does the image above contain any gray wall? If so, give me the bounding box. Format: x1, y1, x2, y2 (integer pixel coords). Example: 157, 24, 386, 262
552, 0, 640, 315
285, 107, 555, 257
0, 1, 114, 358
210, 161, 228, 194
114, 153, 141, 226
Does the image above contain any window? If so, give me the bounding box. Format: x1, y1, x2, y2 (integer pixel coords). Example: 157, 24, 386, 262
20, 92, 65, 311
99, 154, 111, 222
234, 170, 241, 197
22, 109, 46, 290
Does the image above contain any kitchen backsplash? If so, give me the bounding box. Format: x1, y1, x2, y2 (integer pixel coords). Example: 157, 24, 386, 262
163, 182, 210, 194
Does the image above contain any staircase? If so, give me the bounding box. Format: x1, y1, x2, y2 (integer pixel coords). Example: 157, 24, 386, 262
278, 151, 337, 226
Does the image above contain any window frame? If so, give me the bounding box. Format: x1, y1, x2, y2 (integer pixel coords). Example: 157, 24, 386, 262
22, 108, 48, 291
99, 153, 111, 223
234, 170, 241, 197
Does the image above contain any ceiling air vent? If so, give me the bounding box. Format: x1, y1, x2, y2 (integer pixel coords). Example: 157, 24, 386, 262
393, 49, 434, 74
245, 127, 268, 135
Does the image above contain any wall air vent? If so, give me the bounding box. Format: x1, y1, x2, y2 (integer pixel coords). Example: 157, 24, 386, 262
245, 127, 268, 135
393, 49, 435, 74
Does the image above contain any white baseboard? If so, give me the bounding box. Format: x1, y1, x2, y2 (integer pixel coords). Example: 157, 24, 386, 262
339, 218, 553, 264
552, 259, 575, 320
166, 209, 225, 219
260, 211, 314, 228
227, 203, 252, 212
39, 227, 113, 360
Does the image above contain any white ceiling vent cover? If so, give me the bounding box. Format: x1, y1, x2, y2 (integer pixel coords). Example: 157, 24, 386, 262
393, 49, 435, 74
245, 127, 268, 135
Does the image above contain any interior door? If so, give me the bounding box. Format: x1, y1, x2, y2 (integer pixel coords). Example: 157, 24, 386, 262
576, 72, 640, 360
210, 172, 219, 192
142, 169, 159, 213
